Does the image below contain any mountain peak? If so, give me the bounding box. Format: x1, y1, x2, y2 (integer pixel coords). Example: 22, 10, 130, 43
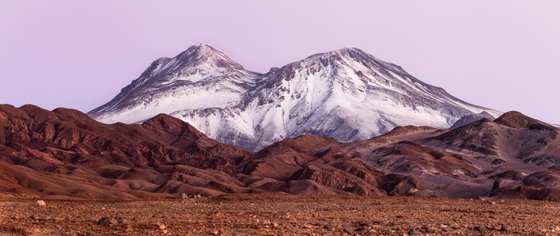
305, 47, 368, 60
141, 113, 208, 139
197, 43, 213, 48
494, 111, 553, 129
335, 47, 367, 54
188, 43, 220, 55
298, 47, 402, 73
451, 111, 496, 129
175, 43, 244, 70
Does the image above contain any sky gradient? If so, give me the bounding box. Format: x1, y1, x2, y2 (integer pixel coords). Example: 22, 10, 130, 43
0, 1, 559, 123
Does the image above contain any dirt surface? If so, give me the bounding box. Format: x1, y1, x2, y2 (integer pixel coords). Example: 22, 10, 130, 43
1, 194, 560, 235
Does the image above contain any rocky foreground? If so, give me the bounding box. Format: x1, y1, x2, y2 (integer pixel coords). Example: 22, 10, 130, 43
1, 194, 560, 235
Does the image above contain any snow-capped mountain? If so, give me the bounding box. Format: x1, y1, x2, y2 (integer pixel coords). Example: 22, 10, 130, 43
89, 44, 260, 124
89, 44, 500, 150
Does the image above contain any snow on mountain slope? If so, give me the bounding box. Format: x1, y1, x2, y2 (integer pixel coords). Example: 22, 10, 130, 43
89, 44, 261, 124
89, 44, 500, 150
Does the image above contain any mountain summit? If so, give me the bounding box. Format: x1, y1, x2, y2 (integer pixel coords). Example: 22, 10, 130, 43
89, 44, 500, 150
89, 44, 260, 124
172, 43, 245, 70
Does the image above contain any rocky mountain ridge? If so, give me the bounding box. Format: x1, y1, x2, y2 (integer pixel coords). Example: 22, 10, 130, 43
2, 104, 559, 201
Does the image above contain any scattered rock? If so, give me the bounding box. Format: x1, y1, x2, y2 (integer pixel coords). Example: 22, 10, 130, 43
500, 224, 510, 232
211, 229, 219, 235
408, 228, 421, 236
474, 225, 487, 232
181, 193, 188, 199
422, 225, 435, 233
36, 200, 46, 207
97, 214, 125, 226
157, 223, 166, 230
359, 221, 370, 230
115, 214, 124, 224
343, 224, 355, 234
97, 216, 115, 226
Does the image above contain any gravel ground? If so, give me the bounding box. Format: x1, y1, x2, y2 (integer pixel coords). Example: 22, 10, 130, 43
1, 194, 560, 235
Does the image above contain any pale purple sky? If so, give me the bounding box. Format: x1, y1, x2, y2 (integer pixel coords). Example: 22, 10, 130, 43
0, 1, 559, 123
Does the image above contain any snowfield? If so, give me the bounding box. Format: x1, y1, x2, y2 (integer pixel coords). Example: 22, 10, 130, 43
89, 44, 500, 150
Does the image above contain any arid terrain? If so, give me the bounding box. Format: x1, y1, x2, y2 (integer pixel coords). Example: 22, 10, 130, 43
2, 104, 560, 201
1, 194, 560, 235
